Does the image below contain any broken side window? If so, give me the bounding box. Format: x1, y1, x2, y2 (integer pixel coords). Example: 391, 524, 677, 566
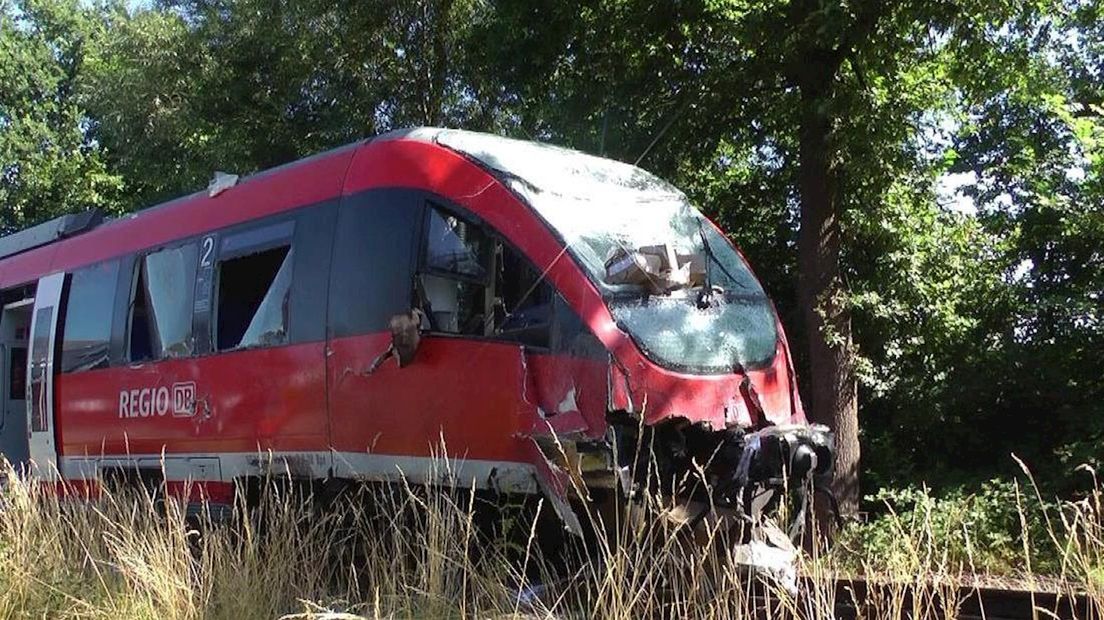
419, 206, 492, 336
215, 245, 293, 351
129, 244, 198, 362
424, 207, 491, 280
494, 244, 552, 348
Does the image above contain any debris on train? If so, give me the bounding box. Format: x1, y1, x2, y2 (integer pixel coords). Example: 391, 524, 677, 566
603, 244, 708, 293
367, 309, 426, 373
207, 170, 239, 196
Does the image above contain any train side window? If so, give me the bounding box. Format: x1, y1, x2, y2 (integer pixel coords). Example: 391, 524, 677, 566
215, 245, 293, 350
494, 244, 552, 348
129, 244, 197, 362
418, 207, 492, 336
424, 208, 492, 280
62, 259, 120, 372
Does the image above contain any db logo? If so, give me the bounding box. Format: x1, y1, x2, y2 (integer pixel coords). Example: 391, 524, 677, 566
172, 382, 197, 417
118, 382, 198, 419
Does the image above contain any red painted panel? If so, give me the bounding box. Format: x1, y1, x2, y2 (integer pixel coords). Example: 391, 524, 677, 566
524, 353, 607, 438
56, 342, 328, 457
327, 334, 537, 463
164, 480, 234, 505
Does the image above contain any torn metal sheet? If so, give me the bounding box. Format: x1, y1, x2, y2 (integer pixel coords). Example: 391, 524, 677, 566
556, 387, 578, 416
522, 348, 605, 435
526, 439, 584, 537
606, 356, 638, 414
733, 539, 798, 594
665, 500, 801, 593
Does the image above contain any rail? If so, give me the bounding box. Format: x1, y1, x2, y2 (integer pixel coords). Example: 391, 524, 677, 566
824, 576, 1096, 619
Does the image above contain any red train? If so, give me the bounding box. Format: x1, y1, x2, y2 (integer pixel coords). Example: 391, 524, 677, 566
0, 128, 831, 533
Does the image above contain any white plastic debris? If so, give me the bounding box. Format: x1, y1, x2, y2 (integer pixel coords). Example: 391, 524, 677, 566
733, 540, 799, 594
208, 171, 239, 197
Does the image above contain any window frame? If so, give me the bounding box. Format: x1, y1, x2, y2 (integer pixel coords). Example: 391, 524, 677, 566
416, 203, 496, 337
218, 219, 295, 262
414, 200, 561, 351
124, 239, 200, 364
210, 219, 297, 353
97, 202, 335, 367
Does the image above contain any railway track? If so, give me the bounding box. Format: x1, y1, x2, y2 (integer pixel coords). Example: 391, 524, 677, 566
512, 573, 1096, 618
826, 577, 1097, 619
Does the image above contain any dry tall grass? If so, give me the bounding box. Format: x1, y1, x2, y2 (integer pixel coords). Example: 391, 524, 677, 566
0, 460, 1098, 619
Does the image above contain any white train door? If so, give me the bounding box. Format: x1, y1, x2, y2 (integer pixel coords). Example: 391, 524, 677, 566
27, 272, 64, 481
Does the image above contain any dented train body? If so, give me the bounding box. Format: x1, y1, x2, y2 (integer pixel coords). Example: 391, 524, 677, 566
0, 129, 832, 536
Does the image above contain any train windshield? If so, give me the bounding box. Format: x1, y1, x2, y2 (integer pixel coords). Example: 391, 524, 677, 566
437, 130, 779, 372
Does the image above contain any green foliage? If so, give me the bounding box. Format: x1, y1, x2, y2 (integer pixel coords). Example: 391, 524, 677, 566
77, 0, 517, 212
838, 479, 1061, 576
852, 0, 1104, 493
0, 0, 122, 232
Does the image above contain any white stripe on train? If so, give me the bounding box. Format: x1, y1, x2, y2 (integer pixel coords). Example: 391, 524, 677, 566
57, 451, 539, 495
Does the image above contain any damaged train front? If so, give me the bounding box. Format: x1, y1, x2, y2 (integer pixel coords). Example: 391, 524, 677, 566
528, 202, 839, 584
435, 129, 837, 585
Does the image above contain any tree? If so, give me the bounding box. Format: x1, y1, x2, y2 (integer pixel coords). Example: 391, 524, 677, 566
80, 0, 505, 212
783, 0, 884, 518
0, 0, 120, 232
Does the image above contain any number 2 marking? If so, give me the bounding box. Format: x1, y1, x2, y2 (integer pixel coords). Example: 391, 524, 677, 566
201, 236, 214, 267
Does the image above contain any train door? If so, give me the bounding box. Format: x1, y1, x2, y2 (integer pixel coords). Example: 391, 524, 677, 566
27, 272, 64, 480
327, 194, 546, 488
0, 298, 31, 471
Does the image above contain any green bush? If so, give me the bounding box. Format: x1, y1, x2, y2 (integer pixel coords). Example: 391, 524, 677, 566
835, 479, 1061, 576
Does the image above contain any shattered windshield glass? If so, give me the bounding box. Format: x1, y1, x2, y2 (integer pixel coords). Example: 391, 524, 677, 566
437, 130, 779, 371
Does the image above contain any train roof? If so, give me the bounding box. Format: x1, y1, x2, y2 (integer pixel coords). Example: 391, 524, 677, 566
387, 127, 683, 200
0, 210, 105, 262
0, 127, 679, 290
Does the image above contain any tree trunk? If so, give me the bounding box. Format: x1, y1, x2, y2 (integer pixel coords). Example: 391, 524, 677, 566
796, 75, 860, 519
424, 0, 454, 126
